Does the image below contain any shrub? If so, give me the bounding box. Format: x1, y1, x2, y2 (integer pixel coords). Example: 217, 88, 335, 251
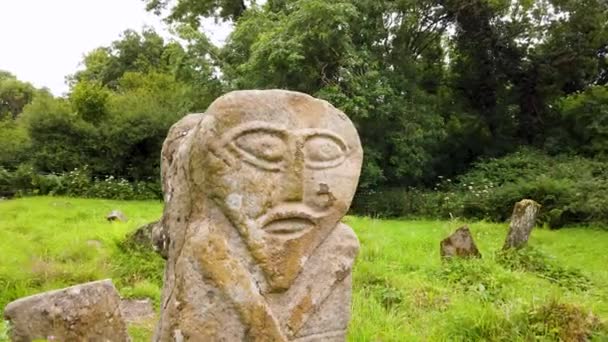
351, 188, 447, 219
521, 299, 607, 341
0, 119, 31, 169
434, 259, 508, 302
452, 152, 608, 227
548, 85, 608, 158
351, 149, 608, 227
0, 167, 15, 196
0, 166, 161, 200
496, 247, 592, 291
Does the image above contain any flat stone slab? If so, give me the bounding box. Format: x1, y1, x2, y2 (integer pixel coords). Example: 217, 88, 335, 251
3, 279, 129, 342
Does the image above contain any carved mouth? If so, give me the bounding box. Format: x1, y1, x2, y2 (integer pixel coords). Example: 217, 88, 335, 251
260, 212, 316, 236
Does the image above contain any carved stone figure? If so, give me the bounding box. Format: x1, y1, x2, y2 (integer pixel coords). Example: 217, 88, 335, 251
154, 90, 363, 341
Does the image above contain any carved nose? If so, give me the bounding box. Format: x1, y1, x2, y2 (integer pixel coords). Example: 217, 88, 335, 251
282, 140, 304, 202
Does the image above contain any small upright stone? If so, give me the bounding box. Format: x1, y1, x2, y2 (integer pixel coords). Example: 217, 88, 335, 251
155, 90, 363, 341
3, 279, 129, 342
106, 209, 127, 222
503, 199, 541, 250
440, 226, 482, 259
125, 220, 170, 259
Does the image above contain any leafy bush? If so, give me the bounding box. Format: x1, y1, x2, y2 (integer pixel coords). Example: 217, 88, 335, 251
451, 151, 608, 227
351, 187, 450, 219
547, 85, 608, 158
0, 119, 31, 169
0, 167, 15, 196
496, 247, 592, 291
0, 166, 161, 200
351, 149, 608, 227
435, 259, 508, 302
521, 299, 607, 341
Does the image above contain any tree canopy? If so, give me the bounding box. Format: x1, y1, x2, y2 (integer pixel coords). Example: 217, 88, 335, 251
1, 0, 607, 193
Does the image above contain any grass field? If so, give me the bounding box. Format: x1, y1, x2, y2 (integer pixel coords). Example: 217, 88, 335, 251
1, 197, 607, 341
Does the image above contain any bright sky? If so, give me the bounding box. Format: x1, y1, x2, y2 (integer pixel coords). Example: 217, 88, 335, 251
0, 0, 232, 96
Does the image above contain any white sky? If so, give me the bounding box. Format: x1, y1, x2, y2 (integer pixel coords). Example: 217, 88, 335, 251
0, 0, 232, 96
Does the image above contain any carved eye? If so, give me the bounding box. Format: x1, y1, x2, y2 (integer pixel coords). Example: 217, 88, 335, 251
304, 134, 347, 169
231, 130, 287, 171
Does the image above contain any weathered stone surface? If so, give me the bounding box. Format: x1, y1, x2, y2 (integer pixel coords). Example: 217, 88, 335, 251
107, 210, 127, 222
503, 199, 541, 250
3, 279, 129, 342
440, 226, 482, 259
126, 220, 170, 259
120, 298, 156, 323
155, 90, 363, 341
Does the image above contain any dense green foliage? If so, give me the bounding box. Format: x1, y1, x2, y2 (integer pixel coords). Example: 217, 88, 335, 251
1, 29, 221, 182
352, 148, 608, 227
0, 0, 607, 224
1, 197, 607, 340
0, 165, 160, 199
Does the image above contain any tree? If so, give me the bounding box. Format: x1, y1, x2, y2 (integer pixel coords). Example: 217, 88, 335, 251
441, 0, 608, 146
145, 0, 249, 23
69, 81, 110, 124
103, 71, 197, 180
70, 28, 222, 112
547, 85, 608, 158
0, 71, 38, 120
71, 29, 169, 89
142, 0, 456, 187
21, 93, 98, 173
0, 118, 31, 169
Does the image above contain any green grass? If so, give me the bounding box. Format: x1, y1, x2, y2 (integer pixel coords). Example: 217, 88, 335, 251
0, 196, 164, 340
1, 197, 607, 341
348, 217, 608, 341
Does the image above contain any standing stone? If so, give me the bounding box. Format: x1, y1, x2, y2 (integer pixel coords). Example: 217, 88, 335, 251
106, 210, 127, 222
3, 279, 129, 342
503, 199, 541, 250
440, 226, 482, 259
125, 220, 170, 259
154, 90, 363, 341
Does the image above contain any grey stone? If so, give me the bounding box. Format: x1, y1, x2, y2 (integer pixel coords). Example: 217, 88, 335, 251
154, 90, 363, 341
120, 298, 155, 323
503, 199, 541, 250
126, 220, 170, 259
107, 210, 127, 222
3, 279, 129, 342
440, 226, 482, 259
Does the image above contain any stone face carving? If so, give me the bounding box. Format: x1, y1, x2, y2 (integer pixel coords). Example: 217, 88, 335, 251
155, 90, 363, 341
3, 279, 129, 342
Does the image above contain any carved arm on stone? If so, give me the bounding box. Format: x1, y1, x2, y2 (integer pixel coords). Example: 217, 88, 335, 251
194, 230, 288, 342
279, 223, 359, 338
191, 222, 358, 341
